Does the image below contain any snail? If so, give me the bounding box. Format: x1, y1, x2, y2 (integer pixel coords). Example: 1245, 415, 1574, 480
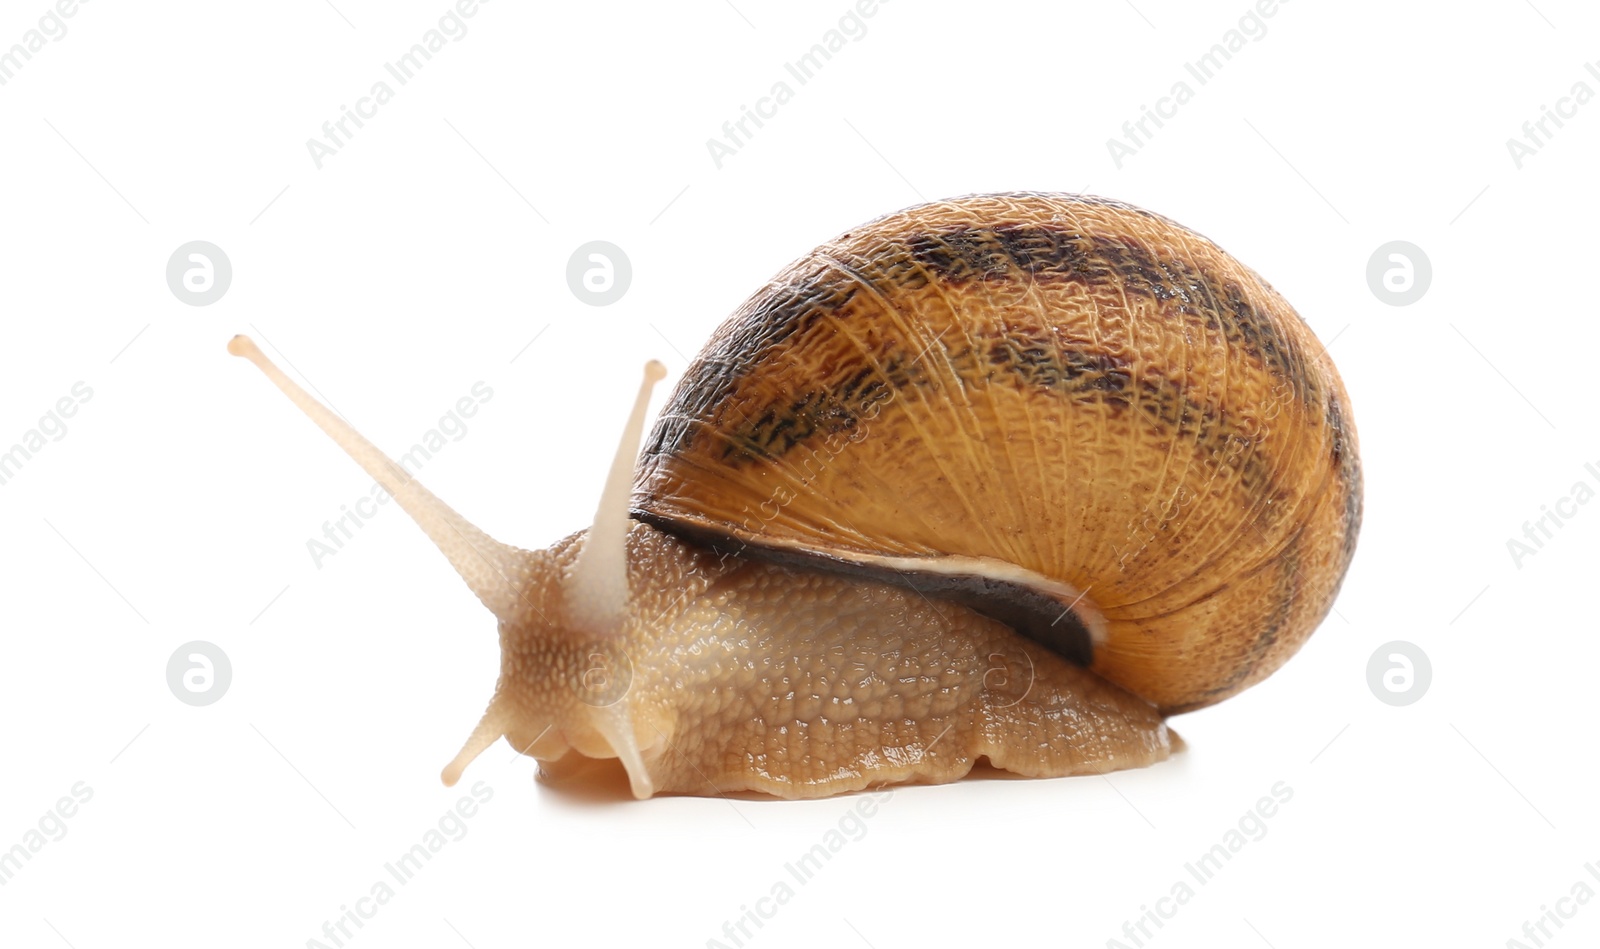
230, 191, 1360, 800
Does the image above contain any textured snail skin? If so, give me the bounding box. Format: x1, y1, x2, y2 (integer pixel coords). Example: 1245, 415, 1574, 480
496, 525, 1174, 799
233, 192, 1358, 799
635, 191, 1361, 717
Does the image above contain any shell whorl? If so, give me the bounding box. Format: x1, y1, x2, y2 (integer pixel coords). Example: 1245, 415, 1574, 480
633, 192, 1361, 713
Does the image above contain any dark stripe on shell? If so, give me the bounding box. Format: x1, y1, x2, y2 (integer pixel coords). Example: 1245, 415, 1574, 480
641, 264, 864, 463
894, 223, 1313, 402
630, 510, 1097, 667
1325, 388, 1363, 569
709, 333, 1281, 499
1177, 545, 1302, 712
645, 219, 1316, 476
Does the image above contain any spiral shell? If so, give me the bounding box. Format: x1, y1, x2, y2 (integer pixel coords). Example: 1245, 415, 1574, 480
632, 192, 1360, 713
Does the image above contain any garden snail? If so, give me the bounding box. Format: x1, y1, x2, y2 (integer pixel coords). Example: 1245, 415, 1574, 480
230, 191, 1360, 800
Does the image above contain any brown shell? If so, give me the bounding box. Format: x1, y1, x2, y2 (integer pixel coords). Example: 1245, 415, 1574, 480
632, 192, 1361, 714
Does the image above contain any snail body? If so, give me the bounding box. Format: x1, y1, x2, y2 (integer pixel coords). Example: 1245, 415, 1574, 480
231, 192, 1360, 800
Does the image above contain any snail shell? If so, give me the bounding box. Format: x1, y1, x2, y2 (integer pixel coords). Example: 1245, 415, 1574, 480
634, 191, 1361, 714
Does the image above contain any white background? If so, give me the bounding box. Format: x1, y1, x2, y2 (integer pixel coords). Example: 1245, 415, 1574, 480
1, 1, 1596, 946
